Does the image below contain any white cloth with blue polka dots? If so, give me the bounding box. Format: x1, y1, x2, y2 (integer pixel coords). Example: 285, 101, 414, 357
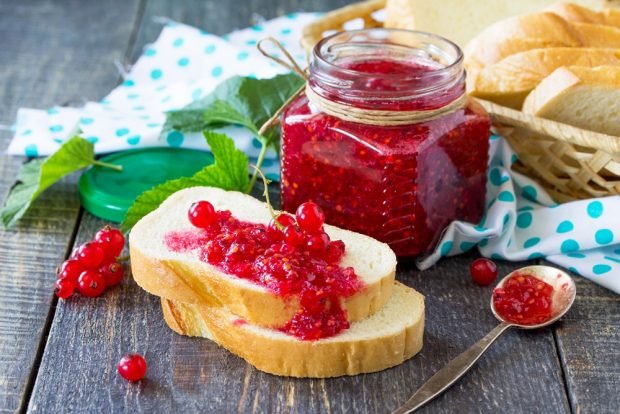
7, 13, 320, 179
418, 136, 620, 294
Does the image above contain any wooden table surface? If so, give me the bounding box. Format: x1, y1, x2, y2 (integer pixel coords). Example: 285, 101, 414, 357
0, 1, 618, 413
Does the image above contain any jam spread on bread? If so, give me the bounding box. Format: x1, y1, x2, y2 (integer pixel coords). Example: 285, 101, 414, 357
492, 273, 554, 325
164, 203, 364, 340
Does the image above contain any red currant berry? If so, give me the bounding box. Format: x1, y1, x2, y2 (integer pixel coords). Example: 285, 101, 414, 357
69, 248, 80, 261
94, 226, 125, 260
295, 202, 325, 233
75, 242, 105, 269
470, 258, 498, 286
306, 232, 330, 254
54, 278, 75, 299
57, 259, 83, 282
324, 240, 346, 263
188, 201, 217, 228
117, 354, 147, 382
267, 214, 296, 241
284, 225, 304, 247
77, 270, 106, 297
100, 261, 124, 287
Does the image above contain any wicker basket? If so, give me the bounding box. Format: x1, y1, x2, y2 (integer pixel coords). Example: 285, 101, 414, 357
300, 0, 620, 202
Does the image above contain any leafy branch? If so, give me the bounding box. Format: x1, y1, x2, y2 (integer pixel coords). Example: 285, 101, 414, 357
1, 137, 122, 229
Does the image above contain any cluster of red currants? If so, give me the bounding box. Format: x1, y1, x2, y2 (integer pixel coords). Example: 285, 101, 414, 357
54, 226, 126, 299
188, 200, 345, 263
268, 201, 346, 262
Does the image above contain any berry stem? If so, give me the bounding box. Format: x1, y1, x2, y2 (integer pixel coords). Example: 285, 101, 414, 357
249, 164, 279, 222
246, 142, 269, 194
116, 255, 130, 262
92, 160, 123, 172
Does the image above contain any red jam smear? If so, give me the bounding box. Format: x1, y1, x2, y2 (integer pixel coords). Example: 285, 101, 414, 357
492, 273, 554, 325
281, 58, 490, 257
164, 211, 363, 340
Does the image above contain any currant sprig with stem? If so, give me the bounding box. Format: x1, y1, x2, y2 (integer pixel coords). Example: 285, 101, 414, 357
249, 164, 286, 230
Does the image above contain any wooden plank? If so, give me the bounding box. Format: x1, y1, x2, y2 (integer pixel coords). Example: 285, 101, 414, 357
553, 270, 620, 414
129, 0, 353, 61
0, 0, 141, 411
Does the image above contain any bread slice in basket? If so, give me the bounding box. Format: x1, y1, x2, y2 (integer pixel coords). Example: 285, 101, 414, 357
545, 2, 620, 27
469, 48, 620, 108
129, 187, 396, 328
465, 12, 620, 71
522, 65, 620, 135
161, 281, 424, 378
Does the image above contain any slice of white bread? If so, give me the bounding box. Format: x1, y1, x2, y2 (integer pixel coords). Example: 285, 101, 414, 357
468, 48, 620, 108
465, 13, 620, 71
522, 65, 620, 135
383, 0, 606, 48
546, 2, 620, 26
465, 12, 583, 73
161, 282, 424, 378
130, 187, 396, 328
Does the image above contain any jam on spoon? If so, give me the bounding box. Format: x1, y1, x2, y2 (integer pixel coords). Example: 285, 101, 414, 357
492, 273, 554, 325
393, 265, 576, 414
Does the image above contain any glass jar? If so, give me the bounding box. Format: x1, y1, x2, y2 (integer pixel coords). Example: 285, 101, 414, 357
280, 29, 490, 257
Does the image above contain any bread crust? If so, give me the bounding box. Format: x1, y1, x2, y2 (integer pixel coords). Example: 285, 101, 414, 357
161, 283, 424, 378
470, 48, 620, 108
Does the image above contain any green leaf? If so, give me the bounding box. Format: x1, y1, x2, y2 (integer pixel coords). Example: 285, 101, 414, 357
1, 137, 96, 229
121, 132, 249, 231
217, 74, 304, 129
161, 73, 304, 139
202, 100, 256, 133
196, 131, 251, 191
121, 176, 200, 232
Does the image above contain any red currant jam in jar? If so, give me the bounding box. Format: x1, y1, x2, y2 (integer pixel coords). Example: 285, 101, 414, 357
492, 273, 554, 325
281, 29, 490, 256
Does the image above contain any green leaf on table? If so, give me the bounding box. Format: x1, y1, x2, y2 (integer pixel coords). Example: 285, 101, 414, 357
121, 131, 249, 231
161, 73, 304, 146
1, 137, 96, 229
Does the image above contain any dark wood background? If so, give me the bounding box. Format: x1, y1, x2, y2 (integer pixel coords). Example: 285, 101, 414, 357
0, 1, 618, 413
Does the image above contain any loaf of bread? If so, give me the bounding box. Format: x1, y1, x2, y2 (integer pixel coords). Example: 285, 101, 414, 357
468, 48, 620, 108
522, 65, 620, 135
129, 186, 396, 328
546, 2, 620, 26
384, 0, 608, 47
161, 282, 425, 378
465, 12, 620, 71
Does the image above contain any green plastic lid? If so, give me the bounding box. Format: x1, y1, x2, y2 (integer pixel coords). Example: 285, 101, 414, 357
79, 148, 214, 223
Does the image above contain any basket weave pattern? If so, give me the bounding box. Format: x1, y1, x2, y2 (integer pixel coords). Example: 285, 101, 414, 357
300, 0, 620, 202
501, 127, 620, 202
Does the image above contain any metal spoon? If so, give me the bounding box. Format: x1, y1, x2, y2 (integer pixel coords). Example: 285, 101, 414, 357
393, 265, 577, 414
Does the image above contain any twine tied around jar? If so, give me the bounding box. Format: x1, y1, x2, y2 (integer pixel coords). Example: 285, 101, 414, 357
256, 37, 468, 128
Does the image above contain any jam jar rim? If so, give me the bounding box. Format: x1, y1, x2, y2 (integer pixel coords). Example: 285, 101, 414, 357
310, 28, 465, 104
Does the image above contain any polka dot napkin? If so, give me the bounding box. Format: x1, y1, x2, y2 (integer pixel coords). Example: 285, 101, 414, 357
7, 13, 320, 179
6, 13, 618, 293
419, 136, 620, 293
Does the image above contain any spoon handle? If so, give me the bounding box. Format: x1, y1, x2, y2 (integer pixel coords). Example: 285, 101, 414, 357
392, 322, 512, 414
